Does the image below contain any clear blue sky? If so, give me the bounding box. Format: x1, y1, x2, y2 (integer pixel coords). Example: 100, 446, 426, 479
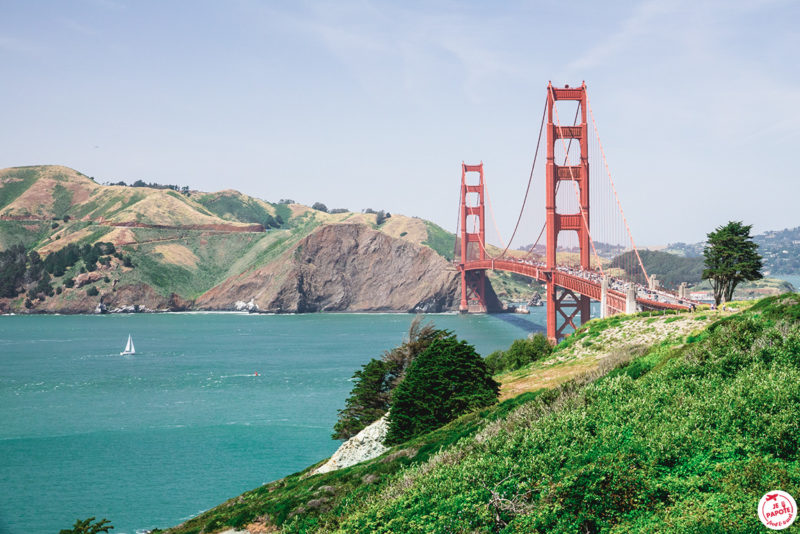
1, 0, 797, 246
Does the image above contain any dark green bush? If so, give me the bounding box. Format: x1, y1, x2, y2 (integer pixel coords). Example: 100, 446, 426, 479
485, 333, 553, 374
504, 334, 552, 369
485, 350, 505, 374
385, 334, 499, 445
86, 286, 99, 297
332, 358, 393, 440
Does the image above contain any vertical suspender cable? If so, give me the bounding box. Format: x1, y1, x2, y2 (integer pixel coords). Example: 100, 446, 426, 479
549, 85, 605, 277
585, 93, 650, 284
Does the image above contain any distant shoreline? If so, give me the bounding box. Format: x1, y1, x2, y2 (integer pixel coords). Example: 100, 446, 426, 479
0, 309, 467, 317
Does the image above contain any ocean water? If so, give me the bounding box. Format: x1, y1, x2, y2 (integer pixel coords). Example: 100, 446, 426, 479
0, 311, 546, 534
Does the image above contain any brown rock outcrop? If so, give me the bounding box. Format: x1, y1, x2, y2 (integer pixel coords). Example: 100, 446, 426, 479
101, 284, 191, 312
196, 224, 460, 313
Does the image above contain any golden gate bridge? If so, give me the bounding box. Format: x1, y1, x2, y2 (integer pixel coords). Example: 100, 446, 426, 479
455, 82, 699, 342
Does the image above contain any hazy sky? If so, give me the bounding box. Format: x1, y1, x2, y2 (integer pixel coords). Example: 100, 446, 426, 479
1, 0, 798, 246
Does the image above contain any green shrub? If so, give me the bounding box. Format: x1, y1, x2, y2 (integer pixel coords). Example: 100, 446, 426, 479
86, 286, 99, 297
486, 334, 553, 374
504, 334, 552, 369
385, 334, 499, 444
485, 350, 505, 374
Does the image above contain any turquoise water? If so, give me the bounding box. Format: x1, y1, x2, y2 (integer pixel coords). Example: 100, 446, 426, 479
0, 311, 546, 534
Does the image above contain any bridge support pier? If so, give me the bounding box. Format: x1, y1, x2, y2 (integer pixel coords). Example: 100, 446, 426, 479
460, 270, 487, 313
600, 276, 608, 319
547, 285, 591, 342
626, 284, 637, 314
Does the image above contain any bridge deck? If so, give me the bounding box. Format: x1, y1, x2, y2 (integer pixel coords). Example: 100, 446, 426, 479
461, 258, 695, 312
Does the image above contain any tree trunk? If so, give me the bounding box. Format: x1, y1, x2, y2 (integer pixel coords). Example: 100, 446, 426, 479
724, 281, 736, 304
712, 278, 724, 306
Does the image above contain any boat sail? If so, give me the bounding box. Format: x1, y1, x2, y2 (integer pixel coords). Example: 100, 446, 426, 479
120, 334, 135, 355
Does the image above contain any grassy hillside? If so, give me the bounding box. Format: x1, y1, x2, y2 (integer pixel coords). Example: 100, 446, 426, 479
193, 190, 278, 225
160, 295, 800, 533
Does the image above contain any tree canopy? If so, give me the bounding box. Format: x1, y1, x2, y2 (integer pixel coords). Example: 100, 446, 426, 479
702, 221, 763, 305
485, 333, 552, 374
385, 333, 499, 445
332, 317, 443, 440
59, 517, 113, 534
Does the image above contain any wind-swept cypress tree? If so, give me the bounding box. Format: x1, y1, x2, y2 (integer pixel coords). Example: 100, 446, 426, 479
386, 334, 499, 445
702, 221, 763, 305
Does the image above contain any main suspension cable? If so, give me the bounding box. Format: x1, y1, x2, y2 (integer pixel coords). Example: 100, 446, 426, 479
498, 97, 548, 258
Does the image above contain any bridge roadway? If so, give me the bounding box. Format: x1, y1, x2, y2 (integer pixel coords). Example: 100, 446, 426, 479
461, 258, 695, 313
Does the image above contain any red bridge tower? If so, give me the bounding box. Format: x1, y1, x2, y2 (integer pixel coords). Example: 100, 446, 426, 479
458, 163, 487, 312
545, 82, 591, 342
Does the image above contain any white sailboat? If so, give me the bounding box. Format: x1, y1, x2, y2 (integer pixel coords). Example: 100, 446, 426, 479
120, 334, 136, 355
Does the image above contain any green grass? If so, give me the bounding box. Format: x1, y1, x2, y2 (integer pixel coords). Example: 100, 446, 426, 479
195, 193, 275, 225
76, 225, 112, 246
0, 167, 39, 209
272, 203, 293, 227
121, 230, 264, 298
487, 271, 541, 303
422, 220, 455, 261
0, 220, 49, 250
51, 184, 73, 217
117, 219, 322, 299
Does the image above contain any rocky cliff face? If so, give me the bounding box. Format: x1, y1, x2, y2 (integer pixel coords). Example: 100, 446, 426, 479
196, 223, 460, 313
